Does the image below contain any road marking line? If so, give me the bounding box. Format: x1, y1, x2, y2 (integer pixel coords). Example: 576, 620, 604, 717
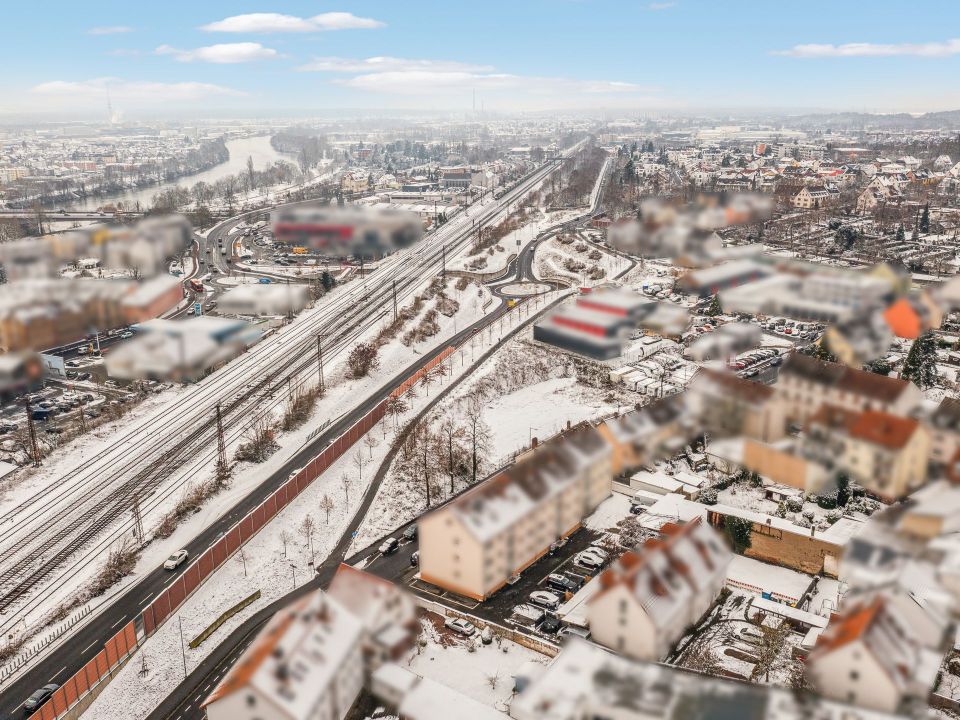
82, 641, 97, 654
50, 666, 67, 681
111, 616, 126, 628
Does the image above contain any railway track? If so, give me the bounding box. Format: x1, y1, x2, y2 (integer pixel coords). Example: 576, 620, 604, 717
0, 152, 570, 634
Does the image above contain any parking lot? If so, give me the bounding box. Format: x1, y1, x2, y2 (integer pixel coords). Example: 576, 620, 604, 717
361, 520, 611, 643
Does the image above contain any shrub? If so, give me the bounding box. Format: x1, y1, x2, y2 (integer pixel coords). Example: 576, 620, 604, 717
723, 517, 753, 554
825, 509, 842, 524
785, 496, 803, 513
817, 492, 838, 509
700, 487, 718, 505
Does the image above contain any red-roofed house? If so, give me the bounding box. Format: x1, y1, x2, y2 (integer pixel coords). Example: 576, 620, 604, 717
586, 518, 730, 661
806, 405, 930, 500
806, 597, 940, 713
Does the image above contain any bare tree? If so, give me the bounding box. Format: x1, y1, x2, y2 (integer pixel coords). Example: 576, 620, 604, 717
751, 621, 792, 683
353, 448, 365, 481
279, 530, 289, 558
464, 391, 491, 484
237, 546, 248, 577
439, 417, 465, 494
363, 433, 378, 459
385, 395, 407, 430
299, 515, 317, 564
319, 494, 334, 524
341, 472, 351, 503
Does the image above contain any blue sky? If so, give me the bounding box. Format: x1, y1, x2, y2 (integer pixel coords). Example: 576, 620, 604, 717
5, 1, 960, 117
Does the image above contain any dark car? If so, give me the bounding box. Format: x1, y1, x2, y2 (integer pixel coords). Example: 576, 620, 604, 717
545, 573, 578, 594
402, 525, 418, 542
540, 614, 562, 634
379, 537, 400, 555
23, 683, 59, 715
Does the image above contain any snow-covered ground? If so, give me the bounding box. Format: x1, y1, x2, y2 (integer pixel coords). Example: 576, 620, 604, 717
534, 234, 628, 286
0, 275, 498, 683
402, 614, 550, 714
451, 208, 585, 275
349, 326, 633, 552
83, 290, 566, 720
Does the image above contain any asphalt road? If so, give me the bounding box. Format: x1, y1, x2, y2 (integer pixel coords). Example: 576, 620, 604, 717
0, 309, 498, 718
143, 287, 533, 720
2, 152, 574, 718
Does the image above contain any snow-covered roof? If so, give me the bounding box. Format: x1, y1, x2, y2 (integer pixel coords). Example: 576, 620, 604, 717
203, 590, 364, 716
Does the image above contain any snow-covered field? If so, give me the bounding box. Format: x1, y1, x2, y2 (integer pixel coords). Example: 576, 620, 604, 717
349, 326, 632, 552
534, 234, 628, 286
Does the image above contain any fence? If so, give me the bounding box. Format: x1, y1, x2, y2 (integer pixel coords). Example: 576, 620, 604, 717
36, 309, 518, 717
36, 394, 391, 720
0, 606, 92, 683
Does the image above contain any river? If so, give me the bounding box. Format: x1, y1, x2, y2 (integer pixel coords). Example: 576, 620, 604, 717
66, 135, 291, 211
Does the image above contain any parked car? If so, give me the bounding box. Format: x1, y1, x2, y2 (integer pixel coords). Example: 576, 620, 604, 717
558, 626, 591, 641
480, 626, 493, 645
578, 549, 607, 566
444, 617, 476, 636
120, 331, 134, 339
574, 551, 603, 571
410, 550, 419, 567
379, 537, 400, 555
546, 573, 578, 594
163, 549, 189, 570
77, 372, 92, 381
529, 590, 561, 610
23, 684, 59, 715
540, 614, 562, 634
44, 426, 64, 435
585, 545, 610, 561
402, 525, 418, 542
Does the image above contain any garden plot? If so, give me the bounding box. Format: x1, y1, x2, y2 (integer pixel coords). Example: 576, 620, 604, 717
407, 612, 550, 713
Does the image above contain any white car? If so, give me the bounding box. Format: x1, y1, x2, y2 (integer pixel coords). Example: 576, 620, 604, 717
444, 617, 476, 636
575, 551, 603, 570
163, 549, 189, 570
585, 545, 610, 561
529, 590, 561, 610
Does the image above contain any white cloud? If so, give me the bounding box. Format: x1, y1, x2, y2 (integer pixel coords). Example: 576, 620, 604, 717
335, 70, 648, 97
31, 78, 244, 102
155, 42, 278, 64
201, 12, 383, 33
297, 56, 495, 73
647, 2, 676, 10
773, 38, 960, 58
88, 26, 133, 35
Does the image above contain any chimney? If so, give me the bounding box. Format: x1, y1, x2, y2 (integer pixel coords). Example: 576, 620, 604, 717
531, 437, 538, 449
566, 420, 571, 430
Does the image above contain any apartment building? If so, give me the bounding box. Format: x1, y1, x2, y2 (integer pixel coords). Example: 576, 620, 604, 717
327, 564, 418, 670
203, 590, 366, 720
776, 354, 921, 429
418, 424, 612, 600
688, 368, 787, 443
597, 395, 691, 476
807, 597, 941, 714
587, 518, 730, 661
806, 405, 930, 500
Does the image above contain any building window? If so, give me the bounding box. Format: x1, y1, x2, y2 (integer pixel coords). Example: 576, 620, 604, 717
850, 670, 859, 681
